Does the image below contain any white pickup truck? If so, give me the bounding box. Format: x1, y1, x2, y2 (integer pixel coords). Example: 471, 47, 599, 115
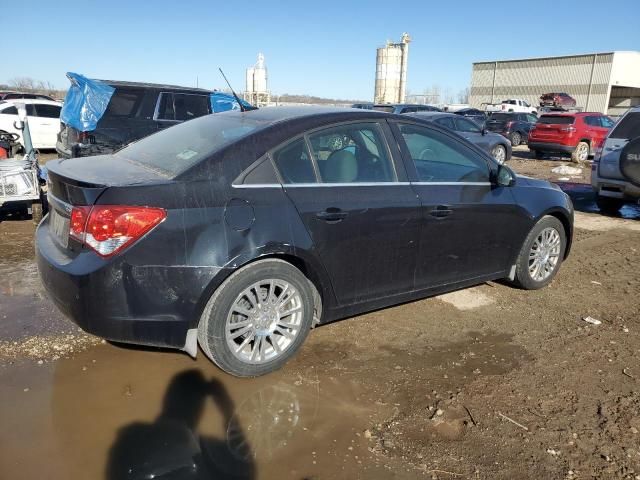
484, 99, 537, 114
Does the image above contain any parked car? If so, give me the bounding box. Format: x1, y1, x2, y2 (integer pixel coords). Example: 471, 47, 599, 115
540, 92, 577, 109
0, 91, 56, 101
56, 73, 221, 158
37, 107, 573, 377
485, 99, 537, 114
591, 106, 640, 212
528, 112, 614, 162
454, 108, 488, 126
372, 103, 441, 114
0, 99, 62, 149
410, 112, 511, 163
485, 112, 538, 146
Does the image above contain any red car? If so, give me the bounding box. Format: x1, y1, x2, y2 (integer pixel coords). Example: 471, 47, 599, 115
528, 112, 614, 162
539, 92, 577, 109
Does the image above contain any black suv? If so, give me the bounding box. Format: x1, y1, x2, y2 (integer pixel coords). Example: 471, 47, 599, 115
56, 80, 215, 158
485, 112, 538, 146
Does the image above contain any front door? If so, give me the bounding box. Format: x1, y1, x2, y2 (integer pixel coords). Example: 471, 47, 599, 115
272, 121, 421, 306
392, 121, 531, 289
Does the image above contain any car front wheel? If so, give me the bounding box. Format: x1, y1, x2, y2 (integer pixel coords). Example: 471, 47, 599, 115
491, 144, 507, 164
198, 259, 314, 377
511, 216, 566, 290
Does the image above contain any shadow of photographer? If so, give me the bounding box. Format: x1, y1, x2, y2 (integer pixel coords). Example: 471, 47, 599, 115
106, 369, 255, 480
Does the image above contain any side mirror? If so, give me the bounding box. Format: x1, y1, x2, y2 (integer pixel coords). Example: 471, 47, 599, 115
496, 165, 515, 187
13, 120, 24, 131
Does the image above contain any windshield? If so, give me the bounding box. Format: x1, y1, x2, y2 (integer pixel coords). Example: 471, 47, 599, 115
116, 113, 262, 176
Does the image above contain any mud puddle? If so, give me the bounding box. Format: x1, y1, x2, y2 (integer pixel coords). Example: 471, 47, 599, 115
557, 181, 640, 220
0, 330, 529, 479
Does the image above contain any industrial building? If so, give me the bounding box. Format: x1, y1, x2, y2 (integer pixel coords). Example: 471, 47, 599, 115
244, 53, 270, 107
469, 51, 640, 116
374, 33, 411, 104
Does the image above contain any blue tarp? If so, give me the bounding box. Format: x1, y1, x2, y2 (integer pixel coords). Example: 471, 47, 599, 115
210, 92, 253, 113
60, 72, 115, 132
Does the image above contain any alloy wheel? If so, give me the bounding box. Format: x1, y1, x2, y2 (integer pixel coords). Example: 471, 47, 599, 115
492, 145, 506, 164
226, 279, 304, 364
528, 227, 561, 282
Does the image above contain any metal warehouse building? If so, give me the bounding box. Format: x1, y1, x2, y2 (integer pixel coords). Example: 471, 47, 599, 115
469, 51, 640, 116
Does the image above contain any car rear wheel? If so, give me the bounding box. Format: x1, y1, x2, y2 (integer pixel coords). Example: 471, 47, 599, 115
510, 132, 522, 147
198, 259, 314, 377
511, 216, 566, 290
571, 141, 589, 163
531, 149, 544, 159
596, 195, 624, 214
491, 144, 507, 164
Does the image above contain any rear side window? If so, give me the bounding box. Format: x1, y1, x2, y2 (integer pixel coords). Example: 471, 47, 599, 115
156, 93, 210, 121
272, 138, 316, 184
610, 112, 640, 140
538, 115, 574, 125
489, 113, 512, 121
435, 117, 455, 129
105, 90, 144, 117
35, 104, 61, 119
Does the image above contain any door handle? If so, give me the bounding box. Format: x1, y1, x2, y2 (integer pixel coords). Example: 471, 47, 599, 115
429, 205, 453, 218
316, 208, 348, 223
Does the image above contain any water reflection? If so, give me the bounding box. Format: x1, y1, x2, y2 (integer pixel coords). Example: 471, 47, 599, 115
106, 370, 255, 479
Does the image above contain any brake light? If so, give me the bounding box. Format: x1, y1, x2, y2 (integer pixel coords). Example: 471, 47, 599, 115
559, 126, 576, 133
69, 205, 166, 257
505, 121, 514, 131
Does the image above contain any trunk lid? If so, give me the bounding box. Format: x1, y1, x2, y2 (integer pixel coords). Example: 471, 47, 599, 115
530, 115, 575, 142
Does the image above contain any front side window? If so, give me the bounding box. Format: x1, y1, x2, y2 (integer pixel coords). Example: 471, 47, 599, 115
526, 114, 538, 123
173, 94, 210, 121
398, 123, 490, 183
455, 117, 481, 133
434, 117, 455, 130
307, 123, 395, 183
272, 138, 316, 184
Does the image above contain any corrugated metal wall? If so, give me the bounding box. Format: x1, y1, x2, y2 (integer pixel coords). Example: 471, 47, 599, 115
469, 53, 614, 113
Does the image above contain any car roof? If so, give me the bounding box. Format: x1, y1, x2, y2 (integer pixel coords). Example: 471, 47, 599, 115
538, 111, 602, 116
98, 79, 213, 93
408, 112, 453, 120
218, 106, 395, 125
0, 99, 62, 106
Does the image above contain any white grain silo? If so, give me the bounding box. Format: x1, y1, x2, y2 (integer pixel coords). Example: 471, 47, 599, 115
244, 53, 271, 107
374, 33, 411, 104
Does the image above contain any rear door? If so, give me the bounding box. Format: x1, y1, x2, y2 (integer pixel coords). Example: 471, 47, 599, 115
273, 121, 421, 306
392, 121, 530, 288
33, 103, 61, 148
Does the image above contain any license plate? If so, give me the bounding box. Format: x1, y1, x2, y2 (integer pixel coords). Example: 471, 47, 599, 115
50, 208, 70, 248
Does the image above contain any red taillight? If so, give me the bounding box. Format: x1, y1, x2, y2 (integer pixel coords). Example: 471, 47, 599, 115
69, 205, 166, 257
505, 121, 514, 130
559, 126, 576, 133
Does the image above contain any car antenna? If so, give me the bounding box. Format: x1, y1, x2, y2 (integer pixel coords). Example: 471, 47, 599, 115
219, 68, 249, 112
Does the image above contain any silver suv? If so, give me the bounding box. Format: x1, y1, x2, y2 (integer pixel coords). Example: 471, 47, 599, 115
591, 106, 640, 213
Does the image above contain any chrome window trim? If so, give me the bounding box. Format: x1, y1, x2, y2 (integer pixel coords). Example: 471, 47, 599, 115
232, 183, 282, 189
412, 181, 492, 186
232, 182, 412, 188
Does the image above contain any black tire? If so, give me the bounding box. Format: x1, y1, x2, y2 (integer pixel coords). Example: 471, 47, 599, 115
532, 149, 544, 159
197, 259, 314, 377
31, 202, 43, 224
511, 216, 566, 290
596, 195, 624, 214
571, 141, 589, 163
510, 131, 522, 147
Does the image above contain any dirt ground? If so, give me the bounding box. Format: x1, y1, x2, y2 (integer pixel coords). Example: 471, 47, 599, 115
1, 150, 639, 480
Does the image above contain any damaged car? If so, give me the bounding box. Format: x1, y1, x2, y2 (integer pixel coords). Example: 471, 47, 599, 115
37, 107, 573, 377
56, 72, 252, 158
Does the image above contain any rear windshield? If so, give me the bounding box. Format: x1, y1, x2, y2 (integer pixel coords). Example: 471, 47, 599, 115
488, 113, 513, 121
610, 112, 640, 140
537, 115, 574, 125
372, 106, 394, 113
115, 113, 262, 176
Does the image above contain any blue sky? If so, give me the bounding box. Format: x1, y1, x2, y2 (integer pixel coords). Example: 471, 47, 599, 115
3, 0, 639, 100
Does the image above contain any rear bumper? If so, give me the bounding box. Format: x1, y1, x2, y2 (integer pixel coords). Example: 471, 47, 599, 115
35, 217, 227, 350
528, 142, 575, 154
591, 172, 640, 200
